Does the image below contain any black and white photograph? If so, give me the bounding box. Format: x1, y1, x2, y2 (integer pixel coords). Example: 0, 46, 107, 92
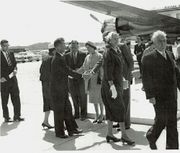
0, 0, 180, 152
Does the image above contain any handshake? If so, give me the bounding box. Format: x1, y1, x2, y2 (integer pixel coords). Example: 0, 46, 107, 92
82, 71, 93, 80
75, 67, 94, 80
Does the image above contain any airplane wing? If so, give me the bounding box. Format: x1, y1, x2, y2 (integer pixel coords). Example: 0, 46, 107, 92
61, 0, 180, 23
61, 0, 180, 43
61, 0, 152, 17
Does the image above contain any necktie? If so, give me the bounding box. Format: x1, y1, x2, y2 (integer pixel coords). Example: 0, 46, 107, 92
5, 51, 12, 66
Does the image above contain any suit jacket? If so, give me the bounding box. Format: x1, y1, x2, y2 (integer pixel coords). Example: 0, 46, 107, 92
92, 44, 134, 82
102, 46, 123, 91
50, 52, 81, 97
65, 51, 86, 71
134, 43, 145, 59
142, 50, 180, 100
1, 50, 17, 81
65, 51, 86, 82
119, 44, 134, 81
39, 56, 52, 82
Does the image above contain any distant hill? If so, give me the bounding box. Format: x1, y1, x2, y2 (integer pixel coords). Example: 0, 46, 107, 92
10, 42, 50, 51
26, 42, 50, 50
11, 41, 105, 52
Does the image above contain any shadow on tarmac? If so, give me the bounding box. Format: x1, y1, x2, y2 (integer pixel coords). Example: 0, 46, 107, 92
0, 122, 20, 136
42, 118, 149, 150
77, 127, 149, 150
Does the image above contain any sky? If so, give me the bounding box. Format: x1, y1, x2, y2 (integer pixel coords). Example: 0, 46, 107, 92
0, 0, 179, 46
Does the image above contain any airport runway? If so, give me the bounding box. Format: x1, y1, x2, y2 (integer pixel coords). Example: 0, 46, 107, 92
0, 61, 180, 152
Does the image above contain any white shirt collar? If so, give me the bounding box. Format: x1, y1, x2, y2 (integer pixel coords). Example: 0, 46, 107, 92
156, 50, 165, 55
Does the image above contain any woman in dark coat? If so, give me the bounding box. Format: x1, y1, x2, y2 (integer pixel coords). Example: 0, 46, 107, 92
101, 32, 135, 145
39, 44, 55, 129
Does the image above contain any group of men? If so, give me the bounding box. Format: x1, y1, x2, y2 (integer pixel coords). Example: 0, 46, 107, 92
48, 37, 133, 137
1, 29, 180, 149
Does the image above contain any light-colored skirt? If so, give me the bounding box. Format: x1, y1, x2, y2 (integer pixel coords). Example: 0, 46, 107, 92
85, 74, 103, 104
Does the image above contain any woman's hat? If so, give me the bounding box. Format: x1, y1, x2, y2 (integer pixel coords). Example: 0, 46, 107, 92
85, 41, 97, 50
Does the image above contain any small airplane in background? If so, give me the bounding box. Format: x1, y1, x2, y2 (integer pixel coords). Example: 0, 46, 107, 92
61, 0, 180, 44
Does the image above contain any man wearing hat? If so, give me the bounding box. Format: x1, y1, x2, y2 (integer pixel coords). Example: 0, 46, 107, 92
39, 43, 55, 129
65, 40, 87, 121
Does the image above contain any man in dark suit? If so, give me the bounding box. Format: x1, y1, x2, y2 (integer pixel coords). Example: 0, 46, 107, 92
142, 31, 180, 149
50, 38, 83, 138
64, 40, 87, 120
118, 43, 134, 129
0, 40, 24, 122
134, 36, 145, 78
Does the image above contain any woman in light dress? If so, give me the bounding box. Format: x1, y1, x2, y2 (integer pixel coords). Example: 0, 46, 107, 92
80, 41, 104, 123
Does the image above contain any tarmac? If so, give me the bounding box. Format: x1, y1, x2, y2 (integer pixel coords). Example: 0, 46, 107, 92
0, 61, 180, 152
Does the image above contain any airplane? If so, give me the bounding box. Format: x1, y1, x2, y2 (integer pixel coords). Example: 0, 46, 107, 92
61, 0, 180, 44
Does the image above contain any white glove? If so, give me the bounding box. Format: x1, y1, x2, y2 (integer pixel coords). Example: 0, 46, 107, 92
110, 84, 117, 99
123, 80, 129, 90
13, 70, 17, 76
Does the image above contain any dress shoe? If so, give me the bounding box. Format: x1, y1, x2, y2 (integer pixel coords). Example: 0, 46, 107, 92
97, 115, 104, 124
42, 123, 54, 129
68, 132, 74, 137
68, 128, 83, 136
146, 134, 157, 149
4, 118, 13, 123
106, 135, 121, 143
56, 134, 68, 139
121, 137, 135, 146
73, 128, 83, 134
97, 120, 103, 124
92, 119, 98, 123
13, 117, 25, 122
117, 126, 130, 131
